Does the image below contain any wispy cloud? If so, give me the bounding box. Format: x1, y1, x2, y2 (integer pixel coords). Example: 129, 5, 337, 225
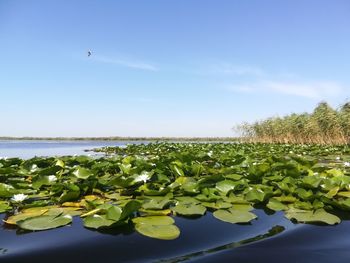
228, 80, 343, 99
91, 55, 158, 71
210, 62, 345, 99
206, 63, 266, 77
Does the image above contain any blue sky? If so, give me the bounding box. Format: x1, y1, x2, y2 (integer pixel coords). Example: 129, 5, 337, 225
1, 0, 349, 137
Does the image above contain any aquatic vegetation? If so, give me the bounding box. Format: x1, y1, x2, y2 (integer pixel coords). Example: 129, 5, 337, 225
236, 101, 350, 144
1, 143, 350, 240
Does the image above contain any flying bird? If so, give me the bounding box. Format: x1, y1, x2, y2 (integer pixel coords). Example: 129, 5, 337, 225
87, 50, 92, 57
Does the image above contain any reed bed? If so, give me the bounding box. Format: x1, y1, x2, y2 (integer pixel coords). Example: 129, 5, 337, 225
236, 101, 350, 145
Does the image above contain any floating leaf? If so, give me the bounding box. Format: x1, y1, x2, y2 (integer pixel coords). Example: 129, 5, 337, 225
17, 214, 72, 231
326, 186, 340, 198
171, 203, 206, 216
4, 207, 50, 225
267, 198, 288, 211
245, 188, 266, 202
216, 180, 236, 195
135, 224, 180, 240
213, 208, 257, 224
106, 206, 122, 221
32, 175, 57, 189
139, 208, 172, 216
337, 191, 350, 198
73, 167, 93, 179
132, 216, 174, 225
0, 201, 11, 213
0, 183, 15, 198
133, 216, 180, 240
59, 190, 80, 203
285, 208, 340, 225
83, 214, 115, 229
120, 200, 142, 221
142, 197, 173, 210
55, 159, 65, 168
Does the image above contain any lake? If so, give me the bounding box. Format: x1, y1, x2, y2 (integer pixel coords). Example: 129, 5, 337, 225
1, 140, 350, 262
0, 140, 147, 159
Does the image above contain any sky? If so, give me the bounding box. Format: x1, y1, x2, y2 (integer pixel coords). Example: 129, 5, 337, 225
1, 0, 350, 137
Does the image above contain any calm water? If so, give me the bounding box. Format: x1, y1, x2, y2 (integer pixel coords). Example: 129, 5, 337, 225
1, 140, 350, 262
0, 140, 147, 159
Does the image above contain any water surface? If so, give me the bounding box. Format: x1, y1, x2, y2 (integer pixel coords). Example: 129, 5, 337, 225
1, 140, 350, 262
0, 140, 147, 159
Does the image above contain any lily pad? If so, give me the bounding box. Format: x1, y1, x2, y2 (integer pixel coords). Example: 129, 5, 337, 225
135, 224, 180, 240
216, 180, 236, 195
171, 203, 206, 216
213, 208, 257, 224
17, 214, 72, 231
133, 216, 180, 240
285, 208, 340, 225
0, 201, 11, 213
4, 207, 50, 225
132, 216, 174, 225
83, 214, 116, 229
73, 167, 93, 179
267, 198, 288, 211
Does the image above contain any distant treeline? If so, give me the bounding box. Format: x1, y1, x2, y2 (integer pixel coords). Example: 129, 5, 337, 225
236, 101, 350, 145
0, 136, 239, 142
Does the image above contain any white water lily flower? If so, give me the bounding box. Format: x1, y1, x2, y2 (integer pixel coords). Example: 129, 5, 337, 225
30, 164, 39, 172
48, 175, 57, 182
138, 172, 150, 183
344, 162, 350, 167
11, 194, 28, 202
336, 156, 341, 160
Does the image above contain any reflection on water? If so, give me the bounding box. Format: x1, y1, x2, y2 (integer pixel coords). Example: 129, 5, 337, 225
157, 225, 285, 263
0, 248, 8, 255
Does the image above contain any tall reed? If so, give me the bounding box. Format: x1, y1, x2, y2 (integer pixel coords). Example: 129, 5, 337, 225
236, 101, 350, 144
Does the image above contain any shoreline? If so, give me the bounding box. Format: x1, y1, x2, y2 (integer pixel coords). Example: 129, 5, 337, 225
0, 136, 239, 142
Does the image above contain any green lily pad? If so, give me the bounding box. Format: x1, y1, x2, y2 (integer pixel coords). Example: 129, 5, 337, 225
285, 208, 340, 225
120, 200, 141, 221
135, 224, 180, 240
337, 191, 350, 198
267, 198, 288, 211
106, 206, 122, 221
133, 216, 180, 240
0, 201, 11, 213
0, 183, 15, 198
142, 198, 173, 210
73, 167, 93, 179
171, 203, 206, 216
213, 208, 257, 224
83, 214, 116, 229
5, 207, 50, 225
216, 180, 236, 195
132, 216, 174, 225
245, 188, 267, 202
17, 214, 72, 231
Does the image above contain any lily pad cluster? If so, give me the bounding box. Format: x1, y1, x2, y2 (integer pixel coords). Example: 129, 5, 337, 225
1, 143, 350, 240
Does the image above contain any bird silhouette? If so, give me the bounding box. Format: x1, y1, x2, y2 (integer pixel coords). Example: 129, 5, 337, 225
87, 50, 92, 57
